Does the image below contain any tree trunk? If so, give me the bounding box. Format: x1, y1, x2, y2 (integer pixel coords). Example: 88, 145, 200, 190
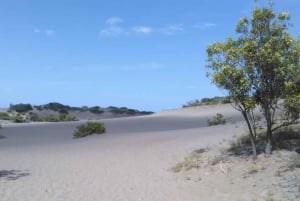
264, 107, 273, 155
265, 124, 272, 155
242, 111, 257, 161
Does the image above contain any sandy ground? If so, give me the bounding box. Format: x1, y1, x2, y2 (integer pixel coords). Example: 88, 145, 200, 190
0, 104, 298, 201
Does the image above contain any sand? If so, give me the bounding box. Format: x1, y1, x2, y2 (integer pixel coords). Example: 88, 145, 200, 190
0, 104, 297, 201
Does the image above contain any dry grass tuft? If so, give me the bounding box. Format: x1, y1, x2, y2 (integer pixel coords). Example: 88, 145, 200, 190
172, 151, 202, 172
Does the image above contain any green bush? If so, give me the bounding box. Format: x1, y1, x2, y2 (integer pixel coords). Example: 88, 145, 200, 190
43, 102, 71, 112
89, 106, 104, 114
44, 114, 60, 122
0, 112, 10, 120
11, 114, 25, 123
73, 122, 106, 138
9, 103, 33, 113
58, 114, 77, 121
44, 114, 77, 122
29, 112, 44, 122
183, 96, 231, 108
208, 113, 226, 126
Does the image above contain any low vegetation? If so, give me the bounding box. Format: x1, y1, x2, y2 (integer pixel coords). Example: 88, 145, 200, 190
228, 123, 300, 157
0, 112, 10, 120
73, 122, 106, 138
107, 106, 153, 115
208, 113, 226, 126
88, 106, 104, 114
9, 104, 33, 113
1, 102, 153, 124
172, 151, 202, 172
44, 114, 77, 122
183, 96, 231, 108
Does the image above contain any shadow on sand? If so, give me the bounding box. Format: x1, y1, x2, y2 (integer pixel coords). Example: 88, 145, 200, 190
0, 170, 30, 181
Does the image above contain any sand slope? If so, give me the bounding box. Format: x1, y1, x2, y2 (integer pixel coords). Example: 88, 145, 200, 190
0, 104, 259, 201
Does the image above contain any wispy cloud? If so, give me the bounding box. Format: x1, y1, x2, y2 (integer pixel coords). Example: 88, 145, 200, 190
45, 29, 56, 36
100, 17, 127, 37
105, 17, 123, 26
160, 24, 184, 35
100, 26, 126, 37
34, 28, 41, 33
132, 26, 153, 34
34, 28, 56, 37
193, 22, 217, 29
100, 17, 185, 37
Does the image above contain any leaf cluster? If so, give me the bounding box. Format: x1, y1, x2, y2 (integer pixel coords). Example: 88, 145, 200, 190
73, 122, 106, 138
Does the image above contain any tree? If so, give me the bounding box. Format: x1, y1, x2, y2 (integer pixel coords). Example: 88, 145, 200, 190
206, 4, 300, 157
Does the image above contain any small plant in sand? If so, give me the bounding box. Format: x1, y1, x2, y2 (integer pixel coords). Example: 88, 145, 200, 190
73, 122, 106, 138
0, 112, 10, 120
172, 152, 202, 172
208, 113, 226, 126
11, 114, 26, 123
247, 164, 259, 174
287, 152, 300, 169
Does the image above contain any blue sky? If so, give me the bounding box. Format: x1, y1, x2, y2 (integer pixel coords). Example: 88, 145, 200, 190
1, 0, 300, 111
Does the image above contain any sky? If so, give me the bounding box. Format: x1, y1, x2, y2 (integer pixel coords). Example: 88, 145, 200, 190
0, 0, 300, 112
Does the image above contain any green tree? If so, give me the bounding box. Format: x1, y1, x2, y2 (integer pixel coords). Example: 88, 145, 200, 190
206, 4, 300, 157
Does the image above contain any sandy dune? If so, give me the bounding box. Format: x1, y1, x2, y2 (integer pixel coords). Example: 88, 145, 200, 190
0, 104, 257, 201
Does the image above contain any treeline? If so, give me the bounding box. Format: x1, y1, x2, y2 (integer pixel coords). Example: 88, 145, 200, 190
0, 102, 153, 123
8, 102, 153, 115
182, 96, 231, 108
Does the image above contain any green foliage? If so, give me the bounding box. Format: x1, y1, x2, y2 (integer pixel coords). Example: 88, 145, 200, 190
9, 104, 33, 113
172, 152, 202, 172
0, 112, 10, 120
108, 106, 142, 115
11, 114, 25, 123
206, 4, 300, 156
73, 122, 106, 138
88, 106, 104, 114
29, 112, 44, 122
58, 114, 77, 121
42, 102, 71, 112
208, 113, 226, 126
44, 114, 77, 122
183, 96, 232, 108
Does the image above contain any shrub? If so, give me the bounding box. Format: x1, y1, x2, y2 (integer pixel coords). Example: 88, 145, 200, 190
44, 114, 60, 122
43, 102, 71, 112
182, 96, 232, 108
89, 106, 104, 114
172, 151, 202, 172
0, 112, 10, 120
9, 104, 33, 113
44, 114, 77, 122
58, 114, 77, 121
11, 114, 25, 123
29, 112, 44, 122
208, 113, 226, 126
73, 122, 106, 138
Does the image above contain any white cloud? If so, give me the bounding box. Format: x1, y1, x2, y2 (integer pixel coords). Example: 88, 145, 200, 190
33, 28, 56, 37
193, 22, 216, 29
100, 17, 127, 37
133, 26, 153, 34
100, 26, 126, 37
34, 28, 41, 33
160, 24, 184, 35
45, 29, 56, 36
105, 17, 123, 25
